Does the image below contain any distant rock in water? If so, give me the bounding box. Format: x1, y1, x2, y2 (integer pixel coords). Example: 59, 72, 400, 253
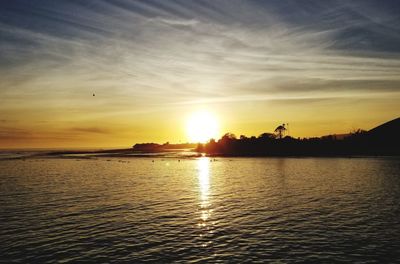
132, 142, 197, 152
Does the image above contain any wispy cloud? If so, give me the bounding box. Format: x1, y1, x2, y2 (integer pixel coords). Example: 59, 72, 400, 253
0, 0, 399, 145
69, 127, 110, 134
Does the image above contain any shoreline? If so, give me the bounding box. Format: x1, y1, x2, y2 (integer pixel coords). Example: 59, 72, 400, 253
1, 149, 399, 161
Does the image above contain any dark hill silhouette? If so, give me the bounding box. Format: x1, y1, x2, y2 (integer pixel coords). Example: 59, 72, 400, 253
362, 117, 400, 155
196, 117, 400, 157
367, 117, 400, 139
41, 118, 399, 158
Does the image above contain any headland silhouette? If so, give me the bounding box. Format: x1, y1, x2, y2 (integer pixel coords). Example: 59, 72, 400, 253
9, 117, 397, 160
133, 117, 400, 157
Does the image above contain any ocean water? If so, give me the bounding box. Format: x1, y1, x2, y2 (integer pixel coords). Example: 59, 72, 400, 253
1, 157, 400, 263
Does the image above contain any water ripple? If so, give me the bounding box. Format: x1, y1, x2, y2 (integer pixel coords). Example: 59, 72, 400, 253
1, 157, 400, 262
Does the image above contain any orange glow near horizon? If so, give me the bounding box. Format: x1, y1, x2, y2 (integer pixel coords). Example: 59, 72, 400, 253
1, 1, 400, 149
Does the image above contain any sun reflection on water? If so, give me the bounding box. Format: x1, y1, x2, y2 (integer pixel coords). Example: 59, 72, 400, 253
197, 157, 212, 227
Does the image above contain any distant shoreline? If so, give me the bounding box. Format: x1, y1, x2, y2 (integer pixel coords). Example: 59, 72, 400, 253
1, 148, 399, 161
1, 117, 399, 160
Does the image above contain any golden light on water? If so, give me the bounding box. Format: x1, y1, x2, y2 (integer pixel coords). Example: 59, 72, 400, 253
186, 111, 219, 143
197, 157, 211, 225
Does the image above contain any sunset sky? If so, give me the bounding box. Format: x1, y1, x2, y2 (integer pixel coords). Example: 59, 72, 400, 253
1, 0, 399, 148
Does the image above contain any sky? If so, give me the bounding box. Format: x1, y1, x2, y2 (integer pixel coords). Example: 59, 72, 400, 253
1, 0, 400, 148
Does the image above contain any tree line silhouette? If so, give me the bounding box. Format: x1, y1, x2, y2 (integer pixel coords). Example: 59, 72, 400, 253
195, 118, 400, 156
131, 118, 399, 157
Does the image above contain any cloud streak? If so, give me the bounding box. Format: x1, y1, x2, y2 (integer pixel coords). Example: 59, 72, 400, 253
0, 0, 399, 146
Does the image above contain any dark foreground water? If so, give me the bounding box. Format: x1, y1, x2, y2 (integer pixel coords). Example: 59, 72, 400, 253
1, 157, 400, 263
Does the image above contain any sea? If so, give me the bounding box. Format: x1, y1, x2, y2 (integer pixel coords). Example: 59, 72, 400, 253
1, 155, 399, 263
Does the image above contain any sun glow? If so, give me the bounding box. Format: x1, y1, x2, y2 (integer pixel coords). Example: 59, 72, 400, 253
186, 111, 219, 143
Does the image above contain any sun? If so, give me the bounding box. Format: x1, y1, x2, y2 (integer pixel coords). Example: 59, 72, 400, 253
186, 111, 219, 143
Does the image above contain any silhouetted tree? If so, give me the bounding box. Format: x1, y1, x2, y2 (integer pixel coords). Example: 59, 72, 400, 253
195, 118, 400, 156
